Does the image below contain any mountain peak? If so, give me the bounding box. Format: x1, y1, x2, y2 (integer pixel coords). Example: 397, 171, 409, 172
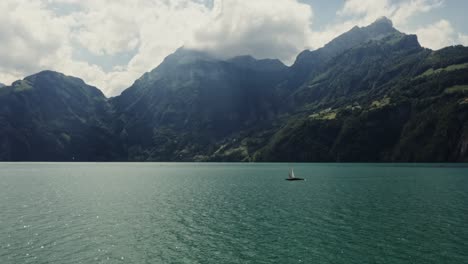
228, 55, 256, 63
165, 47, 215, 64
363, 16, 397, 37
22, 70, 88, 87
5, 70, 105, 99
372, 16, 393, 27
26, 70, 67, 79
227, 55, 286, 72
315, 17, 398, 59
148, 47, 217, 76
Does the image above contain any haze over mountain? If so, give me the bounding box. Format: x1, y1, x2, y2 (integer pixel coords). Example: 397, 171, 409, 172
1, 18, 467, 162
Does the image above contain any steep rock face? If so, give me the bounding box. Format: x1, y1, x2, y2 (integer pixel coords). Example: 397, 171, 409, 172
112, 48, 288, 160
321, 17, 398, 57
0, 71, 122, 161
291, 33, 425, 109
283, 17, 403, 94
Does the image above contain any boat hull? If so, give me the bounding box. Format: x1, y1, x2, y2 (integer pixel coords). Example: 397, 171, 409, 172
286, 178, 304, 181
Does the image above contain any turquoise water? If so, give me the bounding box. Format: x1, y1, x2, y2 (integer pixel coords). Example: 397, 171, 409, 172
0, 163, 467, 264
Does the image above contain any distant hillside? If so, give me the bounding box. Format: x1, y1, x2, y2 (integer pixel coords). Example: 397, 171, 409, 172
1, 18, 468, 162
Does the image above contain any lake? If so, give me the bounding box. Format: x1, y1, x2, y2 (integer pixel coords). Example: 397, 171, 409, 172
0, 163, 467, 263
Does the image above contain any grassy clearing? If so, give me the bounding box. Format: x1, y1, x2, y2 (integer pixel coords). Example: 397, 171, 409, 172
415, 63, 468, 79
445, 85, 468, 94
309, 108, 337, 120
370, 97, 391, 109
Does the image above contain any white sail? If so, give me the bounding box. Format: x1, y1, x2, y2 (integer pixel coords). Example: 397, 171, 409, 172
287, 167, 304, 181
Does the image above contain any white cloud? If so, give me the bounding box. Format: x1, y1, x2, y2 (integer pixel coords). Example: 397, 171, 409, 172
122, 0, 212, 78
74, 9, 140, 56
309, 0, 443, 49
414, 19, 456, 49
326, 0, 468, 51
0, 0, 314, 96
64, 0, 214, 95
338, 0, 395, 18
0, 0, 213, 96
458, 33, 468, 46
392, 0, 443, 25
0, 0, 466, 96
187, 0, 314, 64
308, 0, 445, 50
0, 1, 72, 79
336, 0, 442, 26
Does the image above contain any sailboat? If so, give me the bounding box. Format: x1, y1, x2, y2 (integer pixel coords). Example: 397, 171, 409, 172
286, 168, 304, 181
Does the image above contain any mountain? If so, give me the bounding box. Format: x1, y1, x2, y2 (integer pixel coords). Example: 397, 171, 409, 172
195, 18, 468, 162
292, 32, 423, 108
280, 17, 403, 95
112, 48, 288, 160
0, 83, 5, 88
227, 55, 286, 72
1, 17, 468, 162
0, 71, 123, 161
254, 44, 468, 162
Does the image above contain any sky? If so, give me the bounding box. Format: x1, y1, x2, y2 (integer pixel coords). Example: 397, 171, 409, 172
0, 0, 467, 96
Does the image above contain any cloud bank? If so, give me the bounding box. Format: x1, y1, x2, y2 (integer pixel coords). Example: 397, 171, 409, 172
187, 0, 313, 64
0, 0, 466, 96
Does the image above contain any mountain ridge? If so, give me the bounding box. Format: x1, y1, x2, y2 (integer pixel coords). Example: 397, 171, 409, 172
1, 17, 468, 162
0, 70, 123, 161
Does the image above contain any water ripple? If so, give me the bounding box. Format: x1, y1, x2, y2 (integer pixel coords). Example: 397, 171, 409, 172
0, 163, 467, 263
